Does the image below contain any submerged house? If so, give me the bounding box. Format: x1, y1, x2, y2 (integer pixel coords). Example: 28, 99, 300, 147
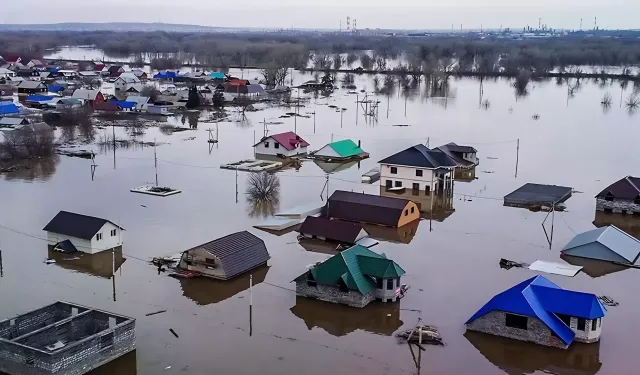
72, 89, 105, 108
325, 190, 420, 228
253, 131, 310, 157
379, 144, 457, 193
17, 80, 47, 96
294, 245, 406, 307
311, 139, 368, 161
178, 231, 270, 280
595, 176, 640, 215
436, 142, 479, 181
299, 216, 369, 246
43, 211, 124, 254
561, 225, 640, 266
465, 275, 606, 349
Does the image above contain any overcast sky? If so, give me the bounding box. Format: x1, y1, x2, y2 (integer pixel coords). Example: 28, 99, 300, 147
2, 1, 638, 30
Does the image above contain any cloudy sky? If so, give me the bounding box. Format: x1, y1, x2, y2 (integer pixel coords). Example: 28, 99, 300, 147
1, 1, 638, 30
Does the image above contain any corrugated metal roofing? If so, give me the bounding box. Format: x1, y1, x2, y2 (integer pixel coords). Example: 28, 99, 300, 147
72, 89, 101, 100
255, 131, 309, 151
299, 216, 365, 244
0, 117, 28, 126
466, 276, 606, 345
561, 225, 640, 265
109, 100, 136, 110
18, 80, 46, 89
379, 144, 457, 169
208, 72, 226, 79
25, 95, 54, 102
436, 143, 477, 168
528, 260, 582, 277
47, 85, 64, 93
504, 183, 572, 205
596, 176, 640, 200
191, 231, 270, 279
43, 211, 122, 240
326, 190, 410, 227
327, 139, 364, 158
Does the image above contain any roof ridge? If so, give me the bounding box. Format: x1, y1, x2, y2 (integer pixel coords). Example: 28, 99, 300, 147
606, 225, 640, 244
625, 176, 640, 194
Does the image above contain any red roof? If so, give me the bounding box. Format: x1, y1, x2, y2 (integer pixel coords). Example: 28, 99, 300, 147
228, 79, 249, 86
258, 131, 309, 151
5, 56, 21, 63
94, 63, 105, 71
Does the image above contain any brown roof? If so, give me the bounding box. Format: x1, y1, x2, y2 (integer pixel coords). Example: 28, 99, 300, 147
596, 176, 640, 200
299, 216, 366, 244
325, 190, 410, 227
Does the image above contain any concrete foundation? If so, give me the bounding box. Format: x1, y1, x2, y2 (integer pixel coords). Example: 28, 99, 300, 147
295, 283, 375, 308
596, 198, 640, 215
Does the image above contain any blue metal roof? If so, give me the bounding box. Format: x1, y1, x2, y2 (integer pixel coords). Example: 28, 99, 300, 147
0, 103, 19, 115
562, 225, 640, 265
466, 276, 606, 345
153, 71, 178, 80
26, 95, 54, 102
109, 100, 136, 109
48, 85, 64, 93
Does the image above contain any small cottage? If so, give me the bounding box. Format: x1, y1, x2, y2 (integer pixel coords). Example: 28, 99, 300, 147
435, 142, 479, 168
311, 139, 368, 161
56, 98, 83, 111
325, 190, 420, 228
178, 231, 270, 280
299, 216, 369, 245
596, 176, 640, 215
294, 245, 406, 308
114, 75, 140, 92
17, 80, 47, 96
465, 275, 606, 349
0, 68, 15, 79
107, 65, 125, 77
72, 89, 105, 108
253, 131, 310, 157
43, 211, 124, 254
561, 225, 640, 265
379, 144, 457, 193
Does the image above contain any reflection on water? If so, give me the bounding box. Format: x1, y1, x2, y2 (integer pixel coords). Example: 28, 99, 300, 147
561, 255, 631, 278
454, 166, 477, 182
593, 211, 640, 240
0, 155, 60, 182
314, 160, 359, 174
380, 187, 455, 222
87, 350, 137, 375
298, 237, 340, 255
361, 219, 420, 244
179, 265, 270, 306
48, 246, 126, 279
290, 297, 403, 337
465, 331, 602, 375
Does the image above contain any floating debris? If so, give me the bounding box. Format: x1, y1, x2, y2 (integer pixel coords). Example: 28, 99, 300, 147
169, 329, 179, 338
361, 167, 380, 184
486, 157, 499, 160
482, 171, 495, 174
44, 259, 56, 264
130, 185, 182, 197
182, 137, 196, 141
532, 114, 540, 120
392, 124, 410, 127
57, 149, 93, 159
598, 295, 619, 307
146, 310, 167, 316
499, 258, 529, 270
396, 325, 444, 346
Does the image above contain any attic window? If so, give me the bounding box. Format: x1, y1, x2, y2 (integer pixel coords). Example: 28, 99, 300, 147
605, 192, 614, 202
505, 313, 528, 330
264, 142, 269, 148
634, 196, 640, 205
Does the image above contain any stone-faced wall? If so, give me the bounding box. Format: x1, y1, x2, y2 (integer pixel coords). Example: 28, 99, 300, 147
295, 282, 374, 308
596, 198, 640, 214
466, 310, 568, 349
569, 316, 602, 343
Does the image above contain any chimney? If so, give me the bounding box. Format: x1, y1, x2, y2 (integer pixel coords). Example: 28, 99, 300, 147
358, 140, 361, 148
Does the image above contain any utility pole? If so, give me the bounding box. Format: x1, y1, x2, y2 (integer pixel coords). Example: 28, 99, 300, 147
112, 124, 116, 169
515, 138, 520, 178
0, 248, 3, 278
153, 138, 158, 187
235, 167, 239, 204
340, 108, 344, 128
249, 274, 253, 337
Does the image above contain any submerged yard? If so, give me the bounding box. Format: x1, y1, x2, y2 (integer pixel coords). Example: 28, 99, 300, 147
1, 68, 640, 375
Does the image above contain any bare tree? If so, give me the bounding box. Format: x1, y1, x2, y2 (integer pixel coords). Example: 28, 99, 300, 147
140, 85, 162, 102
0, 124, 55, 160
346, 52, 358, 66
374, 55, 388, 71
261, 66, 289, 88
333, 54, 345, 70
360, 54, 373, 70
246, 172, 280, 200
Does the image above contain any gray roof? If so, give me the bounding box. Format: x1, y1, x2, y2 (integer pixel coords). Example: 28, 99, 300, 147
188, 231, 270, 279
504, 183, 572, 205
379, 144, 457, 169
18, 80, 45, 89
436, 143, 477, 168
43, 211, 122, 240
72, 89, 101, 100
0, 117, 28, 126
562, 225, 640, 265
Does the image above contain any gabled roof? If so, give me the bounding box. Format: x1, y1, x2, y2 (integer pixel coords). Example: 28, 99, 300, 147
317, 139, 365, 158
436, 142, 477, 167
379, 144, 457, 169
254, 131, 309, 151
109, 100, 136, 110
208, 71, 226, 79
440, 142, 477, 154
25, 95, 54, 102
72, 89, 101, 100
466, 276, 606, 345
0, 103, 19, 115
43, 211, 123, 240
326, 190, 412, 227
0, 117, 28, 126
186, 231, 270, 279
307, 245, 405, 295
108, 65, 123, 75
17, 80, 46, 89
299, 216, 366, 244
5, 56, 21, 63
562, 225, 640, 265
117, 73, 141, 84
125, 96, 150, 106
596, 176, 640, 200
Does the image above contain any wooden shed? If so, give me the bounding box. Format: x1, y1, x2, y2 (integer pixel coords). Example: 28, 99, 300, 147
325, 190, 419, 228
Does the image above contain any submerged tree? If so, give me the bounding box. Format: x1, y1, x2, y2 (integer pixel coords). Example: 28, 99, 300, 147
212, 86, 226, 108
360, 54, 373, 70
513, 71, 531, 98
186, 86, 200, 109
246, 172, 280, 217
601, 93, 613, 107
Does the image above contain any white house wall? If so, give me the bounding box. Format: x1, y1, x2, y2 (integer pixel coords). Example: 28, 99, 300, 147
90, 222, 124, 253
47, 232, 93, 253
380, 164, 445, 191
314, 145, 340, 158
255, 137, 307, 157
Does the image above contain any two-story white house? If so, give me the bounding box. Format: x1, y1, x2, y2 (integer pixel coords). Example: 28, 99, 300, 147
379, 144, 457, 193
43, 211, 124, 254
114, 74, 141, 92
253, 131, 310, 157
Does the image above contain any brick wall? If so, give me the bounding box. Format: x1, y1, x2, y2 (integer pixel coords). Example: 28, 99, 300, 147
569, 316, 602, 343
596, 198, 640, 214
466, 310, 568, 349
295, 282, 374, 308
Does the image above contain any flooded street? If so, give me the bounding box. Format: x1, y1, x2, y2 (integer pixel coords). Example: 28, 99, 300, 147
2, 67, 640, 375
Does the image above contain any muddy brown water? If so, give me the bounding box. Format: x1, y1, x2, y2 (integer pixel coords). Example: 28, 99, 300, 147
1, 71, 640, 375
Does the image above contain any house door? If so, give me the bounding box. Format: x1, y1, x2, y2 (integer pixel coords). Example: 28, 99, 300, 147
412, 183, 420, 191
386, 180, 392, 188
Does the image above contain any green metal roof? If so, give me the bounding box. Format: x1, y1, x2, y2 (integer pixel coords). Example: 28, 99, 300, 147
329, 139, 364, 158
310, 245, 404, 295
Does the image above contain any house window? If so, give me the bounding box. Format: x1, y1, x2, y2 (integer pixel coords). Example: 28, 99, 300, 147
605, 193, 614, 202
395, 181, 402, 188
577, 318, 586, 331
412, 183, 420, 190
274, 143, 280, 149
410, 206, 415, 214
376, 278, 383, 289
635, 196, 640, 205
386, 279, 394, 290
205, 258, 216, 267
415, 170, 423, 177
111, 229, 117, 237
404, 209, 408, 216
390, 167, 398, 174
505, 313, 528, 330
425, 185, 431, 193
96, 233, 102, 241
556, 313, 571, 327
386, 180, 392, 188
592, 319, 598, 331
264, 142, 269, 148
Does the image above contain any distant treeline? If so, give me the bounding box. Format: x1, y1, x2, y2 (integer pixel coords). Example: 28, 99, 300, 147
1, 31, 640, 74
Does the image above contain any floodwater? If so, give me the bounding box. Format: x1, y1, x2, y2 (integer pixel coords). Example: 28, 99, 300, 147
2, 63, 640, 375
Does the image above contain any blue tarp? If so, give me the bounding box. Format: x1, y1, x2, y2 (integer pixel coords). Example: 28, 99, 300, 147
466, 275, 606, 346
48, 85, 64, 93
109, 100, 136, 110
0, 102, 19, 115
26, 95, 55, 102
48, 67, 59, 73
